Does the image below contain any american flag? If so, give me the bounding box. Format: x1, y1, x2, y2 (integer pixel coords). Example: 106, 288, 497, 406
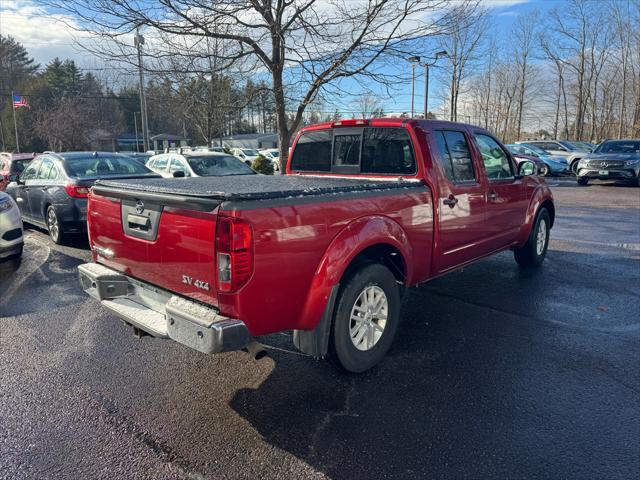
12, 94, 29, 109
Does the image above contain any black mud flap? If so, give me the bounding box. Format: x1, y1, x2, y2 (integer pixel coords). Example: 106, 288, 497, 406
293, 284, 339, 358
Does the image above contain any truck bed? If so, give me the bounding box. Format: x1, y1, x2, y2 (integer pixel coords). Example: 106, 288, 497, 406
94, 175, 420, 201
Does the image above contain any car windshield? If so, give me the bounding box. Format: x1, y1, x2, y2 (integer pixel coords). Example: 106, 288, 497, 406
242, 149, 259, 156
594, 140, 640, 154
65, 155, 150, 178
558, 141, 577, 151
269, 151, 279, 157
522, 144, 548, 156
186, 155, 256, 176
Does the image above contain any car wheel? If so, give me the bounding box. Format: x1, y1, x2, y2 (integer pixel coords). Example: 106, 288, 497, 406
570, 160, 580, 175
539, 163, 549, 176
577, 177, 589, 186
331, 264, 401, 373
514, 208, 550, 268
46, 206, 65, 245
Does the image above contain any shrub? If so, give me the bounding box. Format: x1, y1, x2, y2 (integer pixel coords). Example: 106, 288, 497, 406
251, 154, 275, 175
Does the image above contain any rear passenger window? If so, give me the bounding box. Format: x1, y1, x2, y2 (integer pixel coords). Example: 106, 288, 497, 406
291, 131, 331, 172
434, 131, 476, 182
362, 128, 416, 174
38, 158, 54, 180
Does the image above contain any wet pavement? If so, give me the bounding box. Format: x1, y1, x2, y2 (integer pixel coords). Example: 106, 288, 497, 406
1, 180, 639, 479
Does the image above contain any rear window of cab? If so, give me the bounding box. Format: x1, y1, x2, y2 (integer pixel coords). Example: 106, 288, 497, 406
290, 127, 416, 175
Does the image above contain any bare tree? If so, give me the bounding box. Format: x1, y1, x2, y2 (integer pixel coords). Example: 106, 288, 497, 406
352, 94, 384, 119
45, 0, 467, 169
437, 4, 487, 122
512, 12, 538, 140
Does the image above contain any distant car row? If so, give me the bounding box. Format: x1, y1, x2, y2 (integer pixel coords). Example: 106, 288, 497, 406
123, 146, 281, 171
0, 135, 637, 255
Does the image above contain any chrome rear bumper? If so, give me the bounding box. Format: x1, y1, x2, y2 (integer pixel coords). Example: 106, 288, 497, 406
78, 262, 250, 354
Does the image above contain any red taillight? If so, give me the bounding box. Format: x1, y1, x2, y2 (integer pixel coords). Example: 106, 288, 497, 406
64, 184, 90, 198
216, 217, 253, 292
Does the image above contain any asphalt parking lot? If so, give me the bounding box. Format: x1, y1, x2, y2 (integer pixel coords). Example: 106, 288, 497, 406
1, 180, 639, 480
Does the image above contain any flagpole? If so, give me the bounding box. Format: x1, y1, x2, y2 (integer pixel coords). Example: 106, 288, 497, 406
0, 114, 6, 151
11, 91, 20, 153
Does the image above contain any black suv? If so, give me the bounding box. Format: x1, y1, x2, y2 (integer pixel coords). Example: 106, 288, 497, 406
6, 151, 157, 244
575, 140, 640, 187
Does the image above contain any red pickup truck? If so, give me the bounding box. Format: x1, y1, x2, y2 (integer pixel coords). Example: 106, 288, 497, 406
78, 119, 554, 372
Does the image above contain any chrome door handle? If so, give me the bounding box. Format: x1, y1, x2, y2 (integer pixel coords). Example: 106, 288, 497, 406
443, 196, 458, 207
488, 192, 498, 201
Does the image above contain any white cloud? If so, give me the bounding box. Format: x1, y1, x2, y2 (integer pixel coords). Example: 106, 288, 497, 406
0, 0, 95, 68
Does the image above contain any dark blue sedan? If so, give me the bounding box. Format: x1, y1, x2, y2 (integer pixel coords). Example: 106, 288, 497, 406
6, 151, 158, 244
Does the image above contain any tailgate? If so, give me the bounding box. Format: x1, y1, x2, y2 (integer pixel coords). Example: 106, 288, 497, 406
87, 186, 221, 306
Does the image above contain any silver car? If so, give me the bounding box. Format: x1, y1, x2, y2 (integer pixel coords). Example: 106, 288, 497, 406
0, 191, 23, 261
516, 140, 590, 174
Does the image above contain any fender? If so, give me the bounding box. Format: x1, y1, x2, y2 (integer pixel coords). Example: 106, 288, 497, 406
297, 215, 413, 334
516, 181, 554, 246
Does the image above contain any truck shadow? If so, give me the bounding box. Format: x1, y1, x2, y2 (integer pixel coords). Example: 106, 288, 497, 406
227, 248, 640, 479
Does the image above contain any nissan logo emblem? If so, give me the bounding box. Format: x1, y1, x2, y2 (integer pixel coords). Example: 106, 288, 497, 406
135, 200, 145, 214
600, 161, 609, 168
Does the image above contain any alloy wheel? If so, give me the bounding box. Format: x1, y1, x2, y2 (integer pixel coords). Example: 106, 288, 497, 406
349, 285, 388, 351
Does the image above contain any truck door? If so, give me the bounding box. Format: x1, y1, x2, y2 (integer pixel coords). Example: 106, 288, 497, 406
430, 129, 491, 273
471, 133, 527, 251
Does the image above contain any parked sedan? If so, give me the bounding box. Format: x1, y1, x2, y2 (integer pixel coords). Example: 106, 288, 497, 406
506, 144, 568, 175
230, 148, 260, 166
146, 151, 256, 178
575, 139, 640, 186
5, 152, 156, 244
516, 140, 589, 174
0, 191, 23, 261
259, 148, 281, 171
1, 152, 36, 191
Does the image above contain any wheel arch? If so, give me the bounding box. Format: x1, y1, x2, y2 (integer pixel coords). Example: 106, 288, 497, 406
293, 216, 412, 357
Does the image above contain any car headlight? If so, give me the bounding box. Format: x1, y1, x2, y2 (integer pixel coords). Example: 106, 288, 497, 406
624, 160, 639, 167
0, 197, 14, 213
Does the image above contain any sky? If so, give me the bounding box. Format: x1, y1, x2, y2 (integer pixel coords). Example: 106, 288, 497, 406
0, 0, 567, 116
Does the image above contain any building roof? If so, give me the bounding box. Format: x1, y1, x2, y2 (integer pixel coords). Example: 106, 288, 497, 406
151, 133, 188, 141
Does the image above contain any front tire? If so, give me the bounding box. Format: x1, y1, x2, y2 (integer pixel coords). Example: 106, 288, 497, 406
570, 160, 580, 175
514, 208, 550, 268
46, 206, 65, 245
577, 177, 589, 186
331, 264, 401, 373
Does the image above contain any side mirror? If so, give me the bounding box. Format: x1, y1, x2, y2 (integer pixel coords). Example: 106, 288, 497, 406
518, 160, 536, 177
172, 170, 185, 178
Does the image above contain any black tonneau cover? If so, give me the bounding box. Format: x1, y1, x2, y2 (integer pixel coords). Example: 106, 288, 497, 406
94, 175, 420, 202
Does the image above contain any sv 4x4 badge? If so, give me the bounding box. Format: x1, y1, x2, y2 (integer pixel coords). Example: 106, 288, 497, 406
182, 275, 210, 291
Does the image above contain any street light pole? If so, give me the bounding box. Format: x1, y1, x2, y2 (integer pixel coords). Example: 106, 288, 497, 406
408, 51, 448, 119
410, 63, 416, 118
424, 64, 430, 119
134, 112, 140, 153
135, 28, 150, 152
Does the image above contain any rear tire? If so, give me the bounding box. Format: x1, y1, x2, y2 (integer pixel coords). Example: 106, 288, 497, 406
577, 177, 589, 186
46, 206, 65, 245
514, 208, 550, 268
539, 164, 549, 176
331, 264, 401, 373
